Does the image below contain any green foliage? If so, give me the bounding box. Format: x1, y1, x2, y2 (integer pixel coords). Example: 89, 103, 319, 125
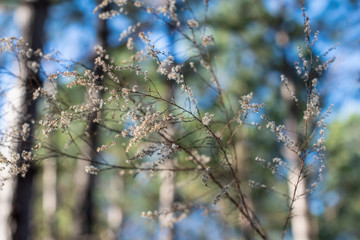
320, 115, 360, 239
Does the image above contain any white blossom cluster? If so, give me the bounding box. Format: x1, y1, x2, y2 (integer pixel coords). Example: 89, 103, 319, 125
237, 92, 264, 125
201, 35, 215, 47
85, 165, 100, 175
187, 19, 199, 28
202, 112, 214, 126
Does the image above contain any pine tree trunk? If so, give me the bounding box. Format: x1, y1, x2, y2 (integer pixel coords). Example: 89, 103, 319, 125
7, 1, 49, 239
159, 161, 175, 240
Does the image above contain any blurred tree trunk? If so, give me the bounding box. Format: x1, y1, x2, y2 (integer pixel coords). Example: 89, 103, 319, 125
42, 157, 57, 239
158, 23, 178, 240
72, 8, 109, 238
7, 1, 49, 239
279, 49, 314, 239
282, 109, 313, 240
42, 81, 58, 240
159, 162, 175, 240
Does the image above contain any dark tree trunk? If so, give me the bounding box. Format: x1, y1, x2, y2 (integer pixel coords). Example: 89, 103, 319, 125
10, 1, 49, 240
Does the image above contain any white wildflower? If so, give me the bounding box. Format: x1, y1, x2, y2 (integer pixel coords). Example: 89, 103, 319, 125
187, 19, 199, 28
202, 112, 214, 126
85, 165, 99, 175
127, 37, 134, 50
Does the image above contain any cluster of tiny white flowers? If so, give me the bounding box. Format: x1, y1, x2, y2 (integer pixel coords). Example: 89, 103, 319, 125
141, 202, 190, 227
202, 112, 214, 126
27, 61, 40, 73
201, 35, 214, 47
248, 180, 268, 189
254, 156, 288, 176
303, 79, 321, 121
237, 93, 264, 124
119, 23, 141, 42
187, 19, 199, 28
132, 85, 138, 92
158, 55, 174, 75
126, 143, 159, 163
134, 1, 142, 7
262, 115, 298, 152
21, 123, 31, 141
98, 9, 120, 20
168, 65, 184, 84
125, 110, 175, 152
141, 210, 159, 219
96, 141, 116, 152
126, 37, 134, 50
85, 165, 100, 175
0, 152, 21, 189
0, 150, 33, 179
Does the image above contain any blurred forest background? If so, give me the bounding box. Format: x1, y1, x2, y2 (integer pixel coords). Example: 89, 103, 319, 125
0, 0, 360, 240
